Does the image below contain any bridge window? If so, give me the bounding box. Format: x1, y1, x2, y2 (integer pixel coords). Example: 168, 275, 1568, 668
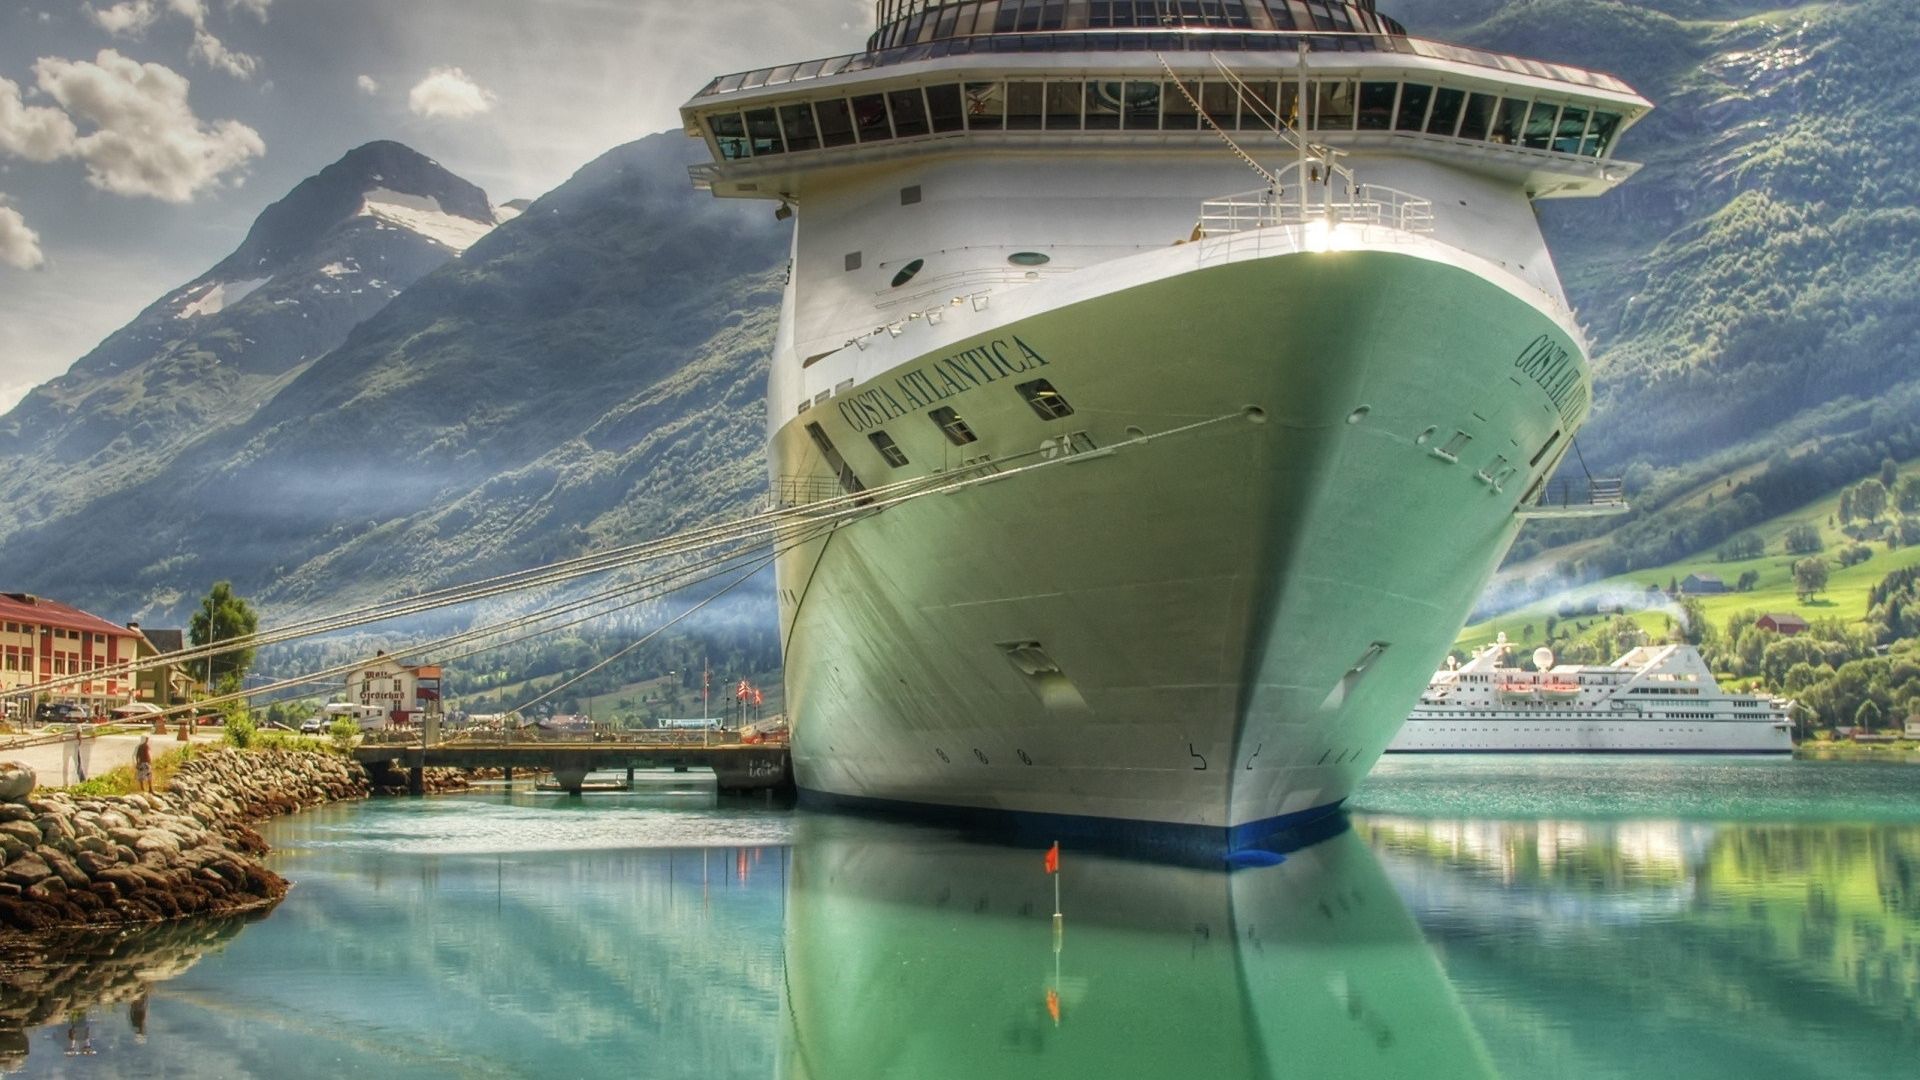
964, 82, 1004, 129
709, 112, 748, 159
852, 93, 893, 141
745, 108, 784, 155
1007, 81, 1044, 129
1425, 87, 1465, 136
1585, 111, 1623, 157
1554, 104, 1589, 154
1395, 83, 1433, 131
1017, 379, 1074, 420
1314, 80, 1356, 130
930, 406, 978, 445
889, 88, 931, 137
926, 83, 966, 132
1522, 101, 1558, 150
1491, 97, 1528, 144
1357, 81, 1396, 130
780, 103, 820, 152
1085, 81, 1122, 130
869, 430, 910, 467
1459, 92, 1498, 140
1201, 80, 1237, 128
1124, 81, 1162, 128
1162, 80, 1200, 129
1045, 81, 1082, 129
1235, 81, 1280, 131
816, 98, 857, 147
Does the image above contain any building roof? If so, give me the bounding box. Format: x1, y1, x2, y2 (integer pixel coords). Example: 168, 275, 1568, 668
0, 592, 138, 639
1684, 572, 1725, 583
143, 628, 186, 653
1761, 612, 1810, 628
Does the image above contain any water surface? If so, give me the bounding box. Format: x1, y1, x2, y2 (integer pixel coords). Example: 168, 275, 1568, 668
3, 759, 1915, 1078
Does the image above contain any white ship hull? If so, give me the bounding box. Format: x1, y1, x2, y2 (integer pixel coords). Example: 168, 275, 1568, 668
773, 231, 1585, 853
1386, 716, 1794, 754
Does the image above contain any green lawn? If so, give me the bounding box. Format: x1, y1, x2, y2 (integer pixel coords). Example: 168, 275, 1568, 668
1462, 459, 1920, 650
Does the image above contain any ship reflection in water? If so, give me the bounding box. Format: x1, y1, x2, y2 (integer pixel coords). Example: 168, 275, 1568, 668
0, 786, 1914, 1077
782, 817, 1494, 1080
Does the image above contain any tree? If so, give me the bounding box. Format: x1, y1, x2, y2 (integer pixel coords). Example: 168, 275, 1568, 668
1881, 458, 1899, 491
189, 581, 260, 691
1899, 476, 1920, 515
1784, 524, 1825, 555
1854, 698, 1883, 734
1854, 478, 1888, 523
1793, 557, 1830, 601
1736, 569, 1761, 592
1839, 488, 1854, 525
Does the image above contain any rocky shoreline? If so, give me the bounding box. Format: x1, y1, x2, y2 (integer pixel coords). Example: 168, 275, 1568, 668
0, 748, 469, 935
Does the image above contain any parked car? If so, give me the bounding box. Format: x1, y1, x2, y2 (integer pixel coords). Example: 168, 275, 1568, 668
34, 701, 92, 724
299, 716, 328, 735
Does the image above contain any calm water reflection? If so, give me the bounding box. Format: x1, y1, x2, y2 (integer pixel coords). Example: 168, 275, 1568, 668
2, 759, 1915, 1078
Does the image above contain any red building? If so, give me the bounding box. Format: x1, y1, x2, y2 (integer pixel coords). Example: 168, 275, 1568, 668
0, 592, 145, 714
1756, 613, 1809, 636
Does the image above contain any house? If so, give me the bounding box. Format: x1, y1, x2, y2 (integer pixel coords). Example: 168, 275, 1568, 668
345, 657, 444, 726
0, 592, 145, 712
1680, 573, 1729, 594
1905, 716, 1920, 740
1756, 613, 1810, 636
127, 624, 194, 707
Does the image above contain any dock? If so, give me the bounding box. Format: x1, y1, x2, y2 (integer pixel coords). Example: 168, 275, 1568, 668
351, 731, 792, 796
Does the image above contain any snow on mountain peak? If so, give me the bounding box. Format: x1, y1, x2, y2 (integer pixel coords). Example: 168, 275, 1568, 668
359, 188, 497, 253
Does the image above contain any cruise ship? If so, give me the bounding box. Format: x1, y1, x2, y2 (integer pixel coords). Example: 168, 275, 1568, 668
680, 1, 1651, 855
1385, 636, 1795, 754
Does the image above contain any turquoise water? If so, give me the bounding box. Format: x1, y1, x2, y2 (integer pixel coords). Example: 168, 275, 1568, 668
4, 759, 1917, 1078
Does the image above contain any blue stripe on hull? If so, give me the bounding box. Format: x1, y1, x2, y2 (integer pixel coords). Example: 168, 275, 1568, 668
1382, 748, 1793, 755
796, 786, 1350, 867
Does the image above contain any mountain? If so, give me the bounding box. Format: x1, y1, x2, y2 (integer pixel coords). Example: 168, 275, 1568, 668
0, 141, 506, 548
0, 132, 787, 620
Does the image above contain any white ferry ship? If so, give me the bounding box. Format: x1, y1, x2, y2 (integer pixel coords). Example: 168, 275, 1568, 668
1386, 636, 1795, 754
681, 2, 1650, 855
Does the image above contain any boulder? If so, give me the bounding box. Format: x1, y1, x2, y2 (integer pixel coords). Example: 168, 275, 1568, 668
0, 761, 33, 802
4, 854, 52, 887
35, 846, 89, 889
0, 819, 41, 848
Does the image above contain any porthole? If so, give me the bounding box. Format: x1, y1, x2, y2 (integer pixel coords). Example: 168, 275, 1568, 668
1347, 405, 1371, 425
1007, 251, 1050, 266
1416, 425, 1437, 446
890, 258, 925, 288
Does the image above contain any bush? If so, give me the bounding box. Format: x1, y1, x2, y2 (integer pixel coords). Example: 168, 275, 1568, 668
224, 713, 257, 748
1784, 524, 1825, 555
328, 718, 360, 752
1838, 544, 1875, 568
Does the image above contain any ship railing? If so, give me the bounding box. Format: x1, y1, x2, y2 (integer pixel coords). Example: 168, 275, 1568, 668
1517, 476, 1629, 520
1195, 184, 1435, 239
771, 475, 848, 510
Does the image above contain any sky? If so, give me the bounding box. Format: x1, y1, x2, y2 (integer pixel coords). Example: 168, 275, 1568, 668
0, 0, 870, 412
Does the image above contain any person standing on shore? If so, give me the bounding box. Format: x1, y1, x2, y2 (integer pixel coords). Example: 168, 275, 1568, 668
135, 735, 153, 794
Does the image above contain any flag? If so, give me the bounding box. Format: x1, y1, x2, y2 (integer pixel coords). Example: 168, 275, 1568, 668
736, 679, 751, 700
752, 688, 764, 706
1044, 841, 1059, 875
1045, 987, 1061, 1025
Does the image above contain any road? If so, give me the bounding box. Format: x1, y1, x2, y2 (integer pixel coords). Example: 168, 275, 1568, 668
0, 729, 223, 788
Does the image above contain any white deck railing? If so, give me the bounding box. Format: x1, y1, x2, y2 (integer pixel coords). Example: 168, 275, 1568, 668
1196, 184, 1435, 238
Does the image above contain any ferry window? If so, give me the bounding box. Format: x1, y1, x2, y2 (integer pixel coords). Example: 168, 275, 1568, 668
1490, 98, 1528, 144
930, 406, 978, 445
1395, 84, 1434, 131
869, 431, 910, 468
1085, 82, 1123, 130
744, 108, 784, 155
1236, 81, 1279, 131
1006, 82, 1044, 130
926, 84, 966, 132
994, 0, 1020, 32
1123, 81, 1161, 129
1162, 81, 1200, 130
1458, 92, 1498, 140
816, 98, 857, 147
1425, 87, 1465, 136
933, 3, 961, 38
1314, 81, 1356, 130
890, 258, 925, 287
1553, 105, 1589, 154
779, 103, 821, 152
964, 82, 1005, 130
1584, 111, 1623, 157
962, 2, 999, 35
851, 94, 893, 142
1008, 251, 1050, 266
1045, 82, 1082, 129
709, 113, 749, 160
889, 89, 931, 137
1521, 101, 1558, 150
1017, 379, 1074, 420
1356, 81, 1396, 130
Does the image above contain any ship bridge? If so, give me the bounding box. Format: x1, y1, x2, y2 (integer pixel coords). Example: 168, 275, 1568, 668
683, 0, 1651, 202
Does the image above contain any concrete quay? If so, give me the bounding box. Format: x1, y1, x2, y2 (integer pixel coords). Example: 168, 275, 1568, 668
352, 738, 793, 796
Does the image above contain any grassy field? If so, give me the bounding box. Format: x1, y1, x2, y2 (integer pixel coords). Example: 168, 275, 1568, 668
1462, 459, 1920, 650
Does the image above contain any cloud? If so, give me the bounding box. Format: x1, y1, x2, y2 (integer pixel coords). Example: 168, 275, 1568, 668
356, 74, 379, 96
31, 50, 264, 203
0, 197, 46, 271
408, 67, 496, 120
86, 0, 261, 80
0, 76, 79, 162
